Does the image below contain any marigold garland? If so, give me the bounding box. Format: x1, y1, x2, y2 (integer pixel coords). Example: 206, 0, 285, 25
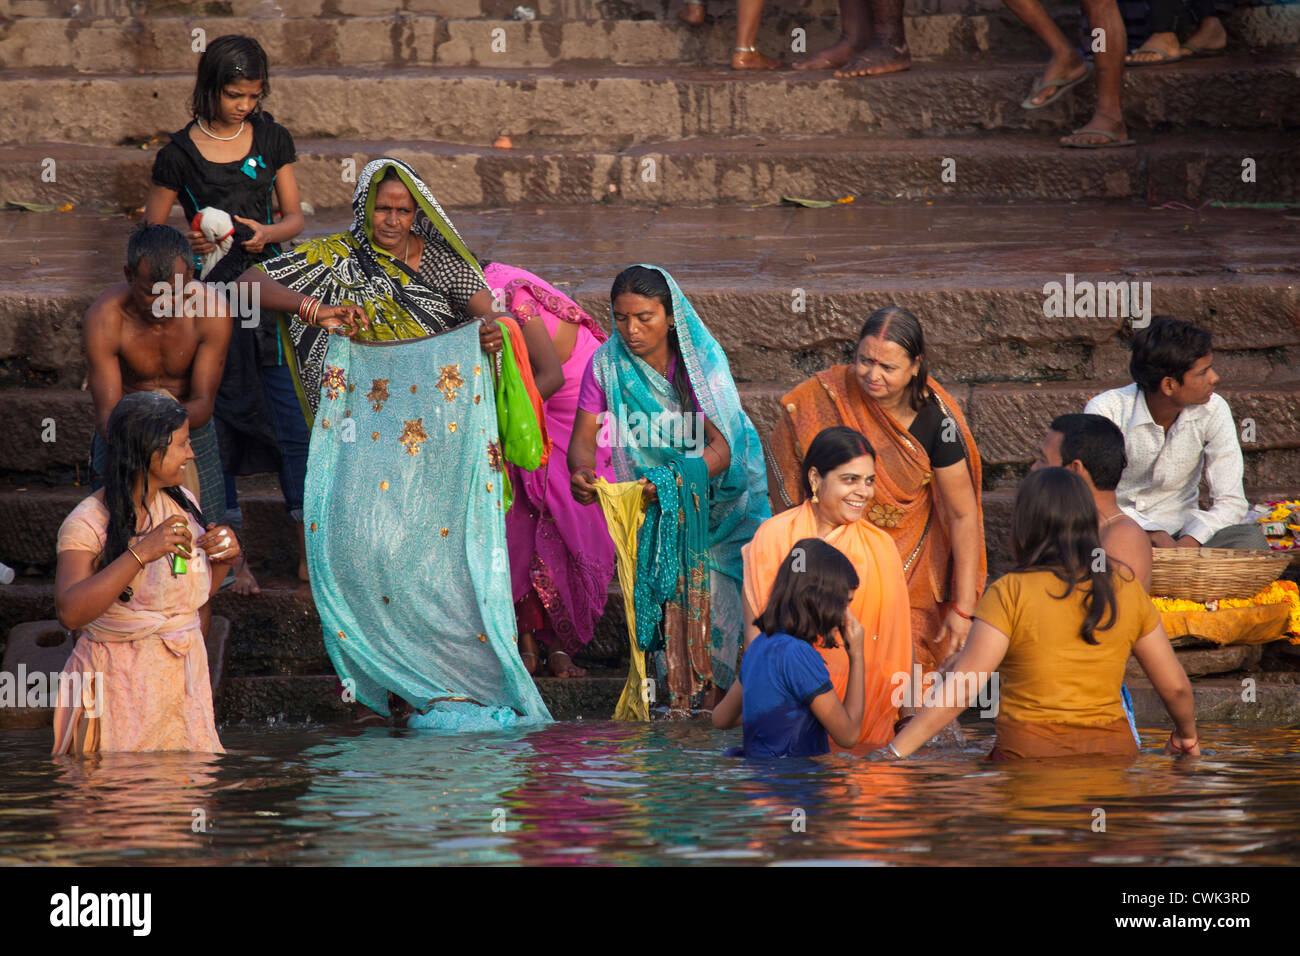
1152, 579, 1300, 643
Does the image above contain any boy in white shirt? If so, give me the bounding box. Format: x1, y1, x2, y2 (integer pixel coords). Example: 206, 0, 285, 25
1084, 316, 1267, 551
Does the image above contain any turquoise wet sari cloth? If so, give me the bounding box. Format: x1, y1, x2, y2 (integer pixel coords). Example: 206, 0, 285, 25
306, 321, 551, 730
589, 265, 770, 692
633, 456, 713, 709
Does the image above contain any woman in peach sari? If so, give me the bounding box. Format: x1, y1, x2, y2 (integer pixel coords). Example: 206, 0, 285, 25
52, 392, 239, 755
743, 426, 911, 750
768, 307, 986, 670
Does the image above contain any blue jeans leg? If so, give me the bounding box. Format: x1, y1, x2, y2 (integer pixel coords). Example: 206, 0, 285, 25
260, 363, 309, 523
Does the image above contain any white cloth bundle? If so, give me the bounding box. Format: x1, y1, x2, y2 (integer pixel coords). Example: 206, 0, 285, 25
190, 207, 236, 279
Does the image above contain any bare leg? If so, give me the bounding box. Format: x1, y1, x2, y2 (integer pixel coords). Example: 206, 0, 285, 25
834, 0, 910, 77
1002, 0, 1089, 105
678, 0, 705, 26
732, 0, 781, 69
296, 520, 309, 583
519, 631, 540, 675
794, 0, 870, 71
1061, 0, 1128, 146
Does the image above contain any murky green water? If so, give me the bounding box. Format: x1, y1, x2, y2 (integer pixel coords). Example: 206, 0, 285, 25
2, 721, 1298, 866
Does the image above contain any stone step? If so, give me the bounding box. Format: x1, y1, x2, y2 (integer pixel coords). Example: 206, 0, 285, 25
218, 670, 627, 723
0, 12, 1050, 72
1, 58, 1295, 147
2, 375, 1297, 484
0, 0, 1097, 25
3, 201, 1298, 385
1126, 674, 1300, 725
0, 577, 632, 674
4, 130, 1298, 211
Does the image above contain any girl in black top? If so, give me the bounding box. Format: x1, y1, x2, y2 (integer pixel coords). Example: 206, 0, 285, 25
144, 34, 307, 594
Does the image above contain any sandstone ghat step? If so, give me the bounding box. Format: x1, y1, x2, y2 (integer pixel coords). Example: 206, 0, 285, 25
0, 578, 632, 674
1, 58, 1295, 147
2, 380, 1297, 485
3, 202, 1298, 387
0, 12, 1043, 72
5, 131, 1298, 210
220, 672, 1300, 724
219, 671, 628, 722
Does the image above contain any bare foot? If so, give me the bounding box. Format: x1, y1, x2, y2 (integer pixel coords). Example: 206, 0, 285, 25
1182, 15, 1226, 54
518, 631, 540, 675
230, 553, 261, 595
834, 42, 911, 78
677, 1, 704, 26
732, 49, 781, 70
1125, 31, 1183, 65
793, 39, 859, 72
548, 649, 587, 678
1059, 112, 1132, 148
1024, 52, 1087, 106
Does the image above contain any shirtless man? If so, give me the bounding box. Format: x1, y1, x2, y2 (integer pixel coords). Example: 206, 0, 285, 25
85, 224, 231, 526
1032, 412, 1152, 589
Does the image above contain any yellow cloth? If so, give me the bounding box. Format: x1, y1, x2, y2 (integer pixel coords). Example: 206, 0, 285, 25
594, 478, 648, 721
976, 569, 1160, 727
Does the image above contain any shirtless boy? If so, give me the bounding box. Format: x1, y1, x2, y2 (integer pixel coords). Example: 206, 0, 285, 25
1033, 412, 1152, 590
84, 224, 231, 524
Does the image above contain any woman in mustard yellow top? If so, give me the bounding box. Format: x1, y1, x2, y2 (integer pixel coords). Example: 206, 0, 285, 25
881, 468, 1200, 760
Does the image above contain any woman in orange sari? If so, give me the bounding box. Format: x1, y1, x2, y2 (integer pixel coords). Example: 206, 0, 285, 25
743, 426, 911, 749
767, 306, 986, 670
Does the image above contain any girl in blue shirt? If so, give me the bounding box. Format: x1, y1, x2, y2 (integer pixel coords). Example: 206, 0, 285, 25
713, 538, 866, 757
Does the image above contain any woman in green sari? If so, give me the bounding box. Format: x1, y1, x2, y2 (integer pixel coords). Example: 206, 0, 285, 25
235, 157, 558, 728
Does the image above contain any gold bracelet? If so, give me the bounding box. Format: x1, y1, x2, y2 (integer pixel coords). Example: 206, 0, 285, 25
127, 547, 146, 570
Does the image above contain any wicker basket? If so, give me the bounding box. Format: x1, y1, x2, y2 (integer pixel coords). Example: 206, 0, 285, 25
1150, 547, 1296, 603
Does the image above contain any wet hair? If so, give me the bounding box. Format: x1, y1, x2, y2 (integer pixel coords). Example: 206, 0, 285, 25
101, 393, 206, 580
800, 426, 875, 499
755, 538, 860, 649
1130, 316, 1212, 394
1050, 413, 1128, 492
191, 35, 269, 123
610, 266, 692, 413
1010, 468, 1118, 645
126, 223, 191, 285
856, 306, 929, 412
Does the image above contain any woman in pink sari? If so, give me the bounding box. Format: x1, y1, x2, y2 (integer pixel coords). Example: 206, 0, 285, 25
484, 262, 617, 678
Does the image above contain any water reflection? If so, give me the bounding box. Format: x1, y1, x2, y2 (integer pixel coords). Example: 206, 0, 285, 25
0, 722, 1297, 866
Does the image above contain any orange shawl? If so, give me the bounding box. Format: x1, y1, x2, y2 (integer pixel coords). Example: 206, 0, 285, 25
741, 501, 912, 750
767, 368, 987, 666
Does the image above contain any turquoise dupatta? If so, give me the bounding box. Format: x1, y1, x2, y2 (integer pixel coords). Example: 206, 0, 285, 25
590, 265, 770, 688
306, 321, 551, 729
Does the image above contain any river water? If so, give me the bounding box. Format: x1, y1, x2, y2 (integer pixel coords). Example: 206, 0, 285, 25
2, 721, 1297, 866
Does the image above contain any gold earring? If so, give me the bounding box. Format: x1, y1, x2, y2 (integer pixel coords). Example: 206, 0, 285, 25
811, 488, 819, 503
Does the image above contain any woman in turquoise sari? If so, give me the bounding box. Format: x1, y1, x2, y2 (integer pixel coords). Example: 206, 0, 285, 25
236, 157, 552, 730
569, 265, 770, 716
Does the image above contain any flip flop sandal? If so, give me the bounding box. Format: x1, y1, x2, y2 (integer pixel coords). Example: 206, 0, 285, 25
1020, 61, 1093, 110
1125, 48, 1185, 67
1060, 127, 1137, 149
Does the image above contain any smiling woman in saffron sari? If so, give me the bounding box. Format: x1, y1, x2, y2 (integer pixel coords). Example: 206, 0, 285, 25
241, 158, 551, 729
569, 265, 770, 716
